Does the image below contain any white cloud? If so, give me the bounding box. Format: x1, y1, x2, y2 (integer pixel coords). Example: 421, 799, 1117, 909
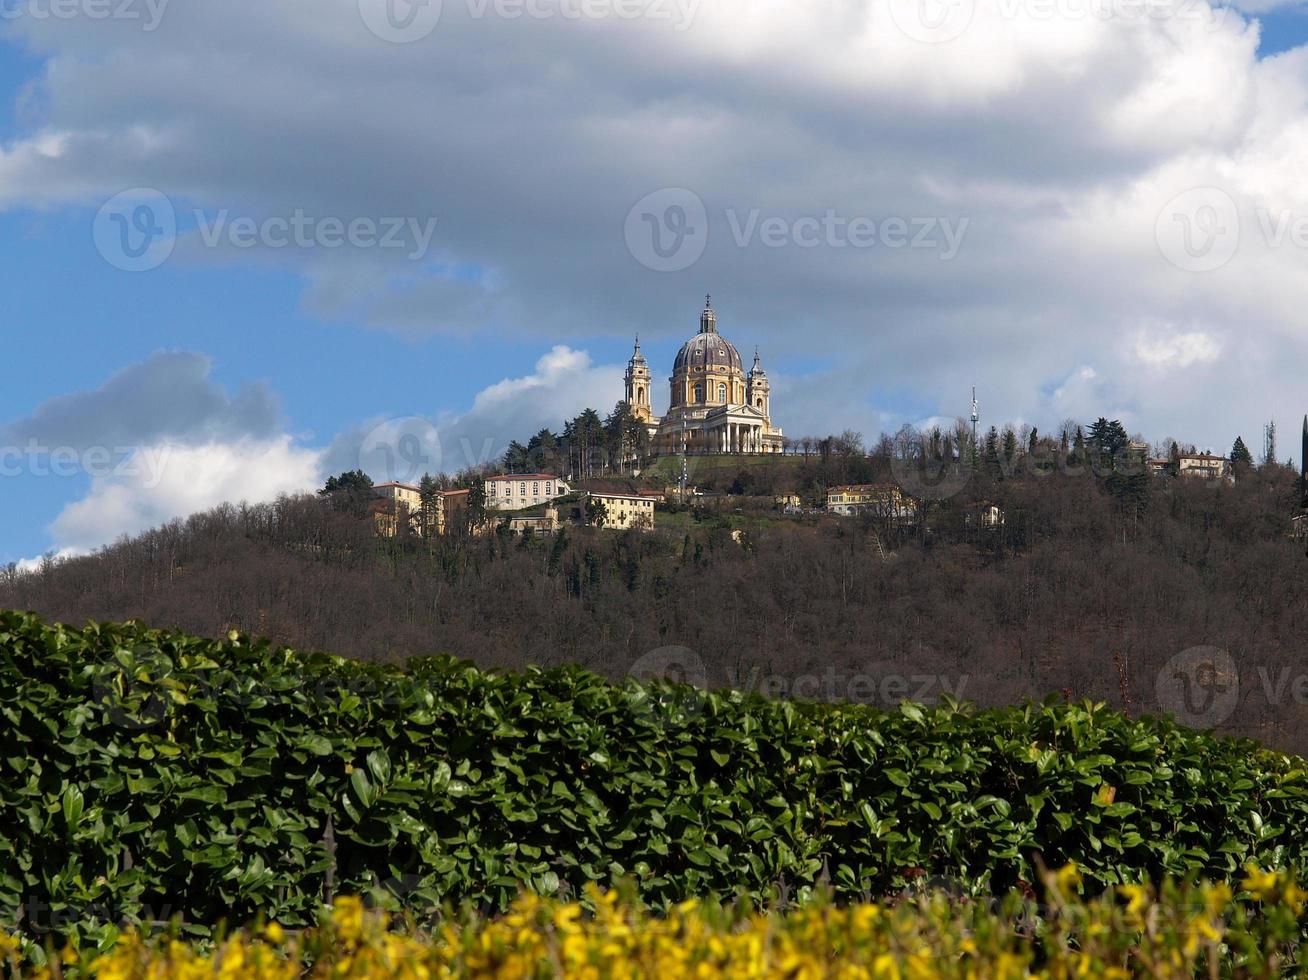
1, 0, 1306, 458
15, 346, 629, 555
1133, 328, 1222, 367
323, 345, 622, 479
47, 437, 323, 553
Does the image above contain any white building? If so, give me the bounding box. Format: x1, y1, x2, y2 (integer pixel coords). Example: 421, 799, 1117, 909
1177, 454, 1234, 483
485, 474, 572, 512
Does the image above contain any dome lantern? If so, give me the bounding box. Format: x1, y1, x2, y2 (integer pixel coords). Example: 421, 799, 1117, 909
699, 294, 717, 335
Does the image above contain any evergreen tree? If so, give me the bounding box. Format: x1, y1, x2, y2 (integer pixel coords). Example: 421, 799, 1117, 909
587, 495, 610, 528
502, 441, 530, 473
1001, 427, 1018, 463
526, 428, 561, 473
418, 474, 440, 539
319, 470, 375, 516
983, 426, 1001, 478
1231, 436, 1254, 472
465, 483, 487, 533
547, 527, 568, 577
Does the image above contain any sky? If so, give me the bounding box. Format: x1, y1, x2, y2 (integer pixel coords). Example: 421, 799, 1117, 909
3, 0, 1308, 566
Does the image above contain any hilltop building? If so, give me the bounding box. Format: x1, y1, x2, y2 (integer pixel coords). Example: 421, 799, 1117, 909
484, 474, 571, 512
1176, 453, 1233, 483
827, 484, 918, 524
626, 297, 783, 457
370, 482, 469, 537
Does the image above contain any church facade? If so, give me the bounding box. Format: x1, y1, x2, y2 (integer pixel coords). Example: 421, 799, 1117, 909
625, 298, 783, 456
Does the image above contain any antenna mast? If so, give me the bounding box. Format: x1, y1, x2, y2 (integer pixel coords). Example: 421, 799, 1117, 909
970, 386, 979, 447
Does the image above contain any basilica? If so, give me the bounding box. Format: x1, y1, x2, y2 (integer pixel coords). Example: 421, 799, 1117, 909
625, 297, 783, 456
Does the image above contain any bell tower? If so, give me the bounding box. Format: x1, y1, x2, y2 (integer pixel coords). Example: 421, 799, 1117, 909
626, 337, 653, 423
747, 347, 770, 421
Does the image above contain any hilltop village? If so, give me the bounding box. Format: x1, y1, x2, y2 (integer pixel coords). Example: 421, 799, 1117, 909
350, 298, 1288, 545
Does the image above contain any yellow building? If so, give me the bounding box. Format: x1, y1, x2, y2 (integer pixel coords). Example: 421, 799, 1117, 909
827, 484, 918, 524
626, 297, 783, 456
587, 492, 655, 531
371, 483, 470, 538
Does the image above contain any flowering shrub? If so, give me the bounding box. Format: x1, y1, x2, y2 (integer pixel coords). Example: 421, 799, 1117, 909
3, 867, 1306, 978
6, 609, 1308, 951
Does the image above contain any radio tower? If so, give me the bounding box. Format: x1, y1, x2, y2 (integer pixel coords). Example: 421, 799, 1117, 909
970, 386, 980, 447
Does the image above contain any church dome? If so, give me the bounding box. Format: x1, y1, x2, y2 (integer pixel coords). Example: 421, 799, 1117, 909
673, 296, 743, 372
674, 332, 743, 372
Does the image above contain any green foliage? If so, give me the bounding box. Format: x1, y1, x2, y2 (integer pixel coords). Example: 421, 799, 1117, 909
1232, 436, 1255, 477
319, 471, 376, 517
3, 612, 1308, 948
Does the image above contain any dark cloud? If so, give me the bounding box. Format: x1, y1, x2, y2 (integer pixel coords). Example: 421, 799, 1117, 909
1, 351, 282, 451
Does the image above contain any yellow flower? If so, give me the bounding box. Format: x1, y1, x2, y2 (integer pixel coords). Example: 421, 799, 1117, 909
333, 895, 366, 942
1054, 863, 1083, 895
1243, 865, 1280, 897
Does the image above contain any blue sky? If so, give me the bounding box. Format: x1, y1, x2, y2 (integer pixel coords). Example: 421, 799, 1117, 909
3, 1, 1308, 566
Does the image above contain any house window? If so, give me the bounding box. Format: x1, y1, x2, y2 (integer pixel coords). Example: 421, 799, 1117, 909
520, 483, 527, 496
533, 482, 540, 495
545, 483, 552, 495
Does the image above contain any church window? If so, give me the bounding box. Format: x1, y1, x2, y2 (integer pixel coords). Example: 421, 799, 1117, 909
718, 383, 727, 402
694, 383, 704, 402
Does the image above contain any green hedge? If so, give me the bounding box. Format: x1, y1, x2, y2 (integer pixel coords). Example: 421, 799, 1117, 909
1, 610, 1304, 946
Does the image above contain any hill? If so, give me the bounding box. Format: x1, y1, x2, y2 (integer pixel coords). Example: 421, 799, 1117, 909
3, 461, 1307, 753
